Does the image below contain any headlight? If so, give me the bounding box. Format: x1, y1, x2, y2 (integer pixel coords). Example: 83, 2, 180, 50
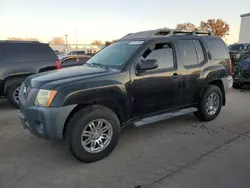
35, 89, 57, 107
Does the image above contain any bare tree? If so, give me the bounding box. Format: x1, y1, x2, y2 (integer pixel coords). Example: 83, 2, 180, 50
8, 37, 39, 41
104, 40, 117, 47
175, 23, 197, 31
91, 40, 104, 46
48, 37, 65, 44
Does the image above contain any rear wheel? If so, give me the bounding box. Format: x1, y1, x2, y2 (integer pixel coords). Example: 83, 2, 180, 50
65, 105, 120, 163
6, 83, 21, 108
194, 85, 222, 121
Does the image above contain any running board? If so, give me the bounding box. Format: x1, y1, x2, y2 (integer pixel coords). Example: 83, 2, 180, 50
134, 107, 198, 127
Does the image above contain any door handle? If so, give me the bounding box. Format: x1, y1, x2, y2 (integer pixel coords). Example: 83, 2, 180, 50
171, 73, 179, 79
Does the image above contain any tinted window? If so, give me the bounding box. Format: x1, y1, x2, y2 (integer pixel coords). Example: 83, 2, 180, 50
143, 44, 174, 69
179, 40, 198, 66
68, 51, 76, 55
229, 44, 249, 51
86, 41, 143, 69
76, 51, 86, 55
205, 38, 229, 60
193, 40, 205, 63
62, 58, 77, 65
4, 43, 57, 63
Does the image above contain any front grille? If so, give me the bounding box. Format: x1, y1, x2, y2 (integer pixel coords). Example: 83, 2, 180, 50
243, 70, 250, 78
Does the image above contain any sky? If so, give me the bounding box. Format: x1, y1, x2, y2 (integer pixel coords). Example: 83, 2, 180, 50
1, 0, 250, 44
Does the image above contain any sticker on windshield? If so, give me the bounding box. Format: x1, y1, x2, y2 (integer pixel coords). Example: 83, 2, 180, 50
129, 41, 144, 45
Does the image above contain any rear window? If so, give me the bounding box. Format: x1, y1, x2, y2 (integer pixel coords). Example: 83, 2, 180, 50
4, 43, 57, 63
204, 37, 229, 60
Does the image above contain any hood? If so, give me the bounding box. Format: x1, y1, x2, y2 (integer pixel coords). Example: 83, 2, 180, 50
239, 59, 250, 70
26, 65, 116, 88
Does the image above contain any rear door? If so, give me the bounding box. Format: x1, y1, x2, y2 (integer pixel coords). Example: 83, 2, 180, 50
177, 38, 208, 105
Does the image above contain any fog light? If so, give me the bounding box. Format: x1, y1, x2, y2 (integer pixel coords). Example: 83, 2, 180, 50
36, 123, 44, 134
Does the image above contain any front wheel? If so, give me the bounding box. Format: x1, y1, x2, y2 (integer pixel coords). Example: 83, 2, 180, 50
6, 83, 21, 108
65, 105, 120, 163
194, 85, 222, 121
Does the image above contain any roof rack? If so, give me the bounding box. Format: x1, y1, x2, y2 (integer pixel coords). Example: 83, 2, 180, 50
120, 28, 212, 40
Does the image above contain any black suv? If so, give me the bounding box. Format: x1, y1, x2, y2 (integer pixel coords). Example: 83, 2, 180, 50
19, 29, 233, 163
0, 41, 59, 107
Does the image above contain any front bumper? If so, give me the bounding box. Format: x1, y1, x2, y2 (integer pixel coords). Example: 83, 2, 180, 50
19, 104, 76, 140
233, 77, 250, 84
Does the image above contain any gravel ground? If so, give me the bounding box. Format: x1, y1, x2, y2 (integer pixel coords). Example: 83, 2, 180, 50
0, 88, 250, 188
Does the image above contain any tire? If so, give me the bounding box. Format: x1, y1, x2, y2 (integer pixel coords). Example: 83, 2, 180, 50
194, 85, 222, 121
233, 82, 242, 89
6, 83, 21, 108
65, 105, 120, 163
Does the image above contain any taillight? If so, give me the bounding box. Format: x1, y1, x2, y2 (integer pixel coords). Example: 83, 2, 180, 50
56, 60, 61, 69
229, 59, 232, 75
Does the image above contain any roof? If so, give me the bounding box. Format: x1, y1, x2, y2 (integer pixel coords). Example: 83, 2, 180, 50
0, 40, 40, 44
119, 28, 212, 41
240, 13, 250, 17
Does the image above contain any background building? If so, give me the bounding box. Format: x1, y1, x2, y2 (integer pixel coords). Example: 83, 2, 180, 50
50, 44, 104, 54
239, 13, 250, 43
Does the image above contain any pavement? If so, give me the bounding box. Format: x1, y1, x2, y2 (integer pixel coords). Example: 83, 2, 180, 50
0, 88, 250, 188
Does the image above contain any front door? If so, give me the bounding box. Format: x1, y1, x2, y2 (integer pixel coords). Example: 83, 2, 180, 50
130, 41, 182, 118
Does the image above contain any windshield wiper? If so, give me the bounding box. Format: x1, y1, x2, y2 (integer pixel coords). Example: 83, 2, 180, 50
90, 62, 111, 70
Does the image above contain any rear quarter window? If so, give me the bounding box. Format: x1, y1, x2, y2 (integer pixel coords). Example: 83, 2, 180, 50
204, 37, 229, 60
4, 43, 58, 63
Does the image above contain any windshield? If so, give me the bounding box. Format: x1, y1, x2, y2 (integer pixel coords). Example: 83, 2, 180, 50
85, 41, 144, 69
229, 44, 249, 51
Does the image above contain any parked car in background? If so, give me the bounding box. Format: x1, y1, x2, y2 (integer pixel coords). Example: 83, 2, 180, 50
228, 43, 250, 63
19, 29, 232, 163
67, 50, 86, 55
0, 41, 59, 108
232, 58, 250, 89
58, 55, 91, 69
53, 49, 64, 56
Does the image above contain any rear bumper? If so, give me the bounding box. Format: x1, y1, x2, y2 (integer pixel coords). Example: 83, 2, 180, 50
19, 103, 76, 140
222, 76, 233, 93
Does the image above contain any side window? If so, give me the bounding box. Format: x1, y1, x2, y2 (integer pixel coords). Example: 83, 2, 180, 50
139, 43, 175, 70
77, 51, 86, 55
193, 40, 205, 63
178, 40, 198, 66
62, 58, 77, 65
204, 38, 229, 60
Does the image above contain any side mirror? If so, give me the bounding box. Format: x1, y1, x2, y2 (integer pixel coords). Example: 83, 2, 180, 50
138, 59, 158, 71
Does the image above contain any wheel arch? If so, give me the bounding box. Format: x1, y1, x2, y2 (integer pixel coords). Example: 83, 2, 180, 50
3, 74, 32, 95
200, 79, 226, 106
62, 100, 126, 139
